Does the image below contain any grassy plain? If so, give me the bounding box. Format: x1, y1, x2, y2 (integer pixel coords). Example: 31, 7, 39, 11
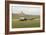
12, 14, 40, 28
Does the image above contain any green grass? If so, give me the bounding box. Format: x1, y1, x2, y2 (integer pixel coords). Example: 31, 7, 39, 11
12, 19, 40, 28
12, 14, 40, 28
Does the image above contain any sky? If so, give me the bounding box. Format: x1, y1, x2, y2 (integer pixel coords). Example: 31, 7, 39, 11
12, 6, 40, 15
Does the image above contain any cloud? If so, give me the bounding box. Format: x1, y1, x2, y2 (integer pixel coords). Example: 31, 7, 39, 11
12, 6, 40, 15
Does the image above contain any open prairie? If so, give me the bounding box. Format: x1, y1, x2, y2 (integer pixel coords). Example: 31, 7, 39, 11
12, 14, 40, 28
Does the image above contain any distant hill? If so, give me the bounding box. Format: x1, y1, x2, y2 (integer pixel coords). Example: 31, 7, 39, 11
12, 11, 31, 19
12, 11, 40, 19
12, 11, 32, 16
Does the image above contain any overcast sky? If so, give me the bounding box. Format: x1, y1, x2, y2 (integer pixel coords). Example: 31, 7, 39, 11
12, 6, 40, 15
